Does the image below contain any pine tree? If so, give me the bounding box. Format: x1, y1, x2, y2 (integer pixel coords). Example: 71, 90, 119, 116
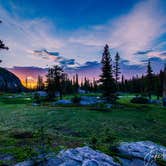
146, 60, 153, 99
114, 52, 121, 87
46, 66, 65, 100
37, 75, 44, 90
25, 77, 28, 88
0, 20, 8, 64
100, 44, 116, 103
163, 64, 166, 106
75, 73, 79, 93
121, 75, 125, 91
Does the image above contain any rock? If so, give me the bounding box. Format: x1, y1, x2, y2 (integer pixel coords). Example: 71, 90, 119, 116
45, 157, 63, 166
148, 100, 161, 104
53, 99, 72, 105
35, 91, 47, 97
32, 103, 40, 106
80, 96, 102, 105
14, 160, 34, 166
0, 154, 14, 161
105, 104, 112, 109
78, 89, 86, 94
119, 158, 156, 166
163, 97, 166, 106
82, 159, 99, 166
0, 67, 25, 92
14, 142, 166, 166
117, 141, 166, 166
57, 146, 120, 166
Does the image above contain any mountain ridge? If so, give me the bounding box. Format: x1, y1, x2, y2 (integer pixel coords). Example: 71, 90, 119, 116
0, 67, 24, 92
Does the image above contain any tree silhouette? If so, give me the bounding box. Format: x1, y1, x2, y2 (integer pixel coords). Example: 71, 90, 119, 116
163, 64, 166, 106
46, 65, 65, 100
0, 20, 9, 64
114, 52, 120, 90
37, 75, 44, 90
146, 60, 153, 99
100, 44, 116, 103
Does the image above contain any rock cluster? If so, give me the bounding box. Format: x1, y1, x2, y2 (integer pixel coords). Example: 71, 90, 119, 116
15, 146, 120, 166
117, 141, 166, 166
12, 141, 166, 166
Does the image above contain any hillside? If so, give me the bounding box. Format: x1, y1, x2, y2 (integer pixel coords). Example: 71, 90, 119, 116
0, 67, 24, 92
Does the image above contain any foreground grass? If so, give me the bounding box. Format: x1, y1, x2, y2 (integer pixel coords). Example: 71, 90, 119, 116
0, 93, 165, 163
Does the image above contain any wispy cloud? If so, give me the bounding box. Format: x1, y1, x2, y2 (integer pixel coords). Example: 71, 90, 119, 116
33, 49, 60, 61
0, 5, 63, 67
0, 0, 165, 76
69, 0, 166, 64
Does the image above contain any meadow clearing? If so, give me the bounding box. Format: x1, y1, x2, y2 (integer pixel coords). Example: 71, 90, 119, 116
0, 93, 165, 164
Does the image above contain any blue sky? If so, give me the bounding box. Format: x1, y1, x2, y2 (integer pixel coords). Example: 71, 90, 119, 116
0, 0, 165, 79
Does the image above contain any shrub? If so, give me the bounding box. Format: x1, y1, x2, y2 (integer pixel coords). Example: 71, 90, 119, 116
71, 96, 81, 104
34, 93, 41, 104
130, 96, 149, 104
90, 136, 98, 148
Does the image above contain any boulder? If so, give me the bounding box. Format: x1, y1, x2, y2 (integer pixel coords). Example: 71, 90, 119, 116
14, 142, 166, 166
0, 154, 14, 162
78, 89, 86, 94
53, 99, 72, 105
117, 141, 166, 166
148, 100, 161, 104
80, 96, 102, 105
163, 97, 166, 106
56, 146, 120, 166
15, 160, 34, 166
15, 146, 120, 166
35, 91, 47, 97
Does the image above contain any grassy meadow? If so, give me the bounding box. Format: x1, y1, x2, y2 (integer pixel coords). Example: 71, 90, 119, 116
0, 93, 165, 164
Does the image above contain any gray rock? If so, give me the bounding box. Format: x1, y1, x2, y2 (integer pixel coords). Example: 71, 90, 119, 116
58, 149, 83, 162
117, 141, 166, 165
105, 104, 112, 109
32, 103, 40, 106
53, 99, 72, 105
0, 154, 14, 161
58, 146, 120, 166
148, 100, 161, 104
35, 91, 47, 97
82, 159, 99, 166
60, 160, 81, 166
78, 89, 86, 94
45, 157, 63, 166
14, 160, 34, 166
80, 96, 102, 105
14, 142, 166, 166
163, 97, 166, 106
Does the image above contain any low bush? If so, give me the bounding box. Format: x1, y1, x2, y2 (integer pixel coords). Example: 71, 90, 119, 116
71, 96, 81, 104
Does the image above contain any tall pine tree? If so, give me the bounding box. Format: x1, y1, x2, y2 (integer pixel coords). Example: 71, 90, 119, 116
46, 66, 65, 100
100, 44, 116, 103
0, 20, 8, 63
146, 60, 153, 99
114, 52, 120, 90
163, 64, 166, 106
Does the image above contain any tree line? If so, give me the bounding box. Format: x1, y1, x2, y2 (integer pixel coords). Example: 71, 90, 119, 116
0, 20, 165, 105
40, 44, 165, 104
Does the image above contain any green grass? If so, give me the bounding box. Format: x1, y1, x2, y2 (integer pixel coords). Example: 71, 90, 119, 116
0, 93, 165, 163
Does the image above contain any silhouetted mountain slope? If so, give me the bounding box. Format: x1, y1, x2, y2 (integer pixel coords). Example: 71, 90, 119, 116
0, 67, 24, 92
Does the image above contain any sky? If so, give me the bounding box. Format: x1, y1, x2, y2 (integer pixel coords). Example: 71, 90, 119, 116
0, 0, 165, 84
